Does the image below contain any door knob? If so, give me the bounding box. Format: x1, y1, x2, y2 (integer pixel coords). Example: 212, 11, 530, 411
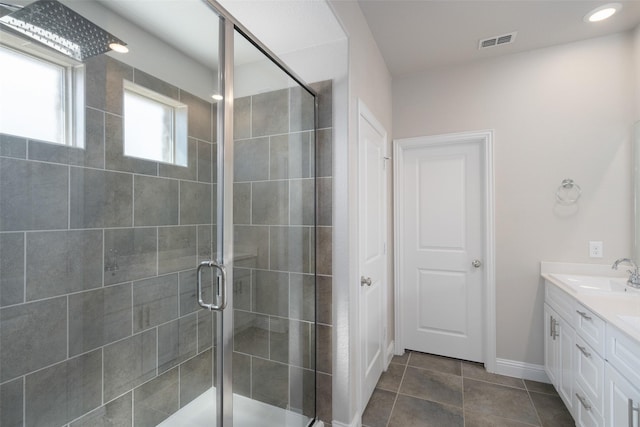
472, 259, 482, 268
360, 276, 372, 286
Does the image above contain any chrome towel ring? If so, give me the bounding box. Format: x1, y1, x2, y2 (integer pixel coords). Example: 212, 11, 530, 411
556, 178, 581, 204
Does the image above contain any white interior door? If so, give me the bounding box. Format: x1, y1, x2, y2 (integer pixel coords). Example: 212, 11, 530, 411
395, 135, 485, 362
358, 102, 387, 409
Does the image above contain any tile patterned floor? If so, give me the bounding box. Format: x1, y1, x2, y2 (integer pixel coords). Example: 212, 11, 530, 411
362, 351, 575, 427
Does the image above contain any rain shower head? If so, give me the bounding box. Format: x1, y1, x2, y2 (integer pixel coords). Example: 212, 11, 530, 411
0, 0, 127, 61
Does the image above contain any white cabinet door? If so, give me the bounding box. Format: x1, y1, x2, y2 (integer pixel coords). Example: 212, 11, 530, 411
605, 364, 640, 427
544, 303, 560, 386
558, 312, 576, 415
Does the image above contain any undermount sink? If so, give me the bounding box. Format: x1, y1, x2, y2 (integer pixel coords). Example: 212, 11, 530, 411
618, 315, 640, 332
548, 273, 640, 294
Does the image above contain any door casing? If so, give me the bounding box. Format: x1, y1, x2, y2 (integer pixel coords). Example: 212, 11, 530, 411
393, 130, 496, 372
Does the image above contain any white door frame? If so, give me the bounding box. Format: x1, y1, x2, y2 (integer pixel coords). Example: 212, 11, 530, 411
356, 99, 388, 415
393, 130, 496, 373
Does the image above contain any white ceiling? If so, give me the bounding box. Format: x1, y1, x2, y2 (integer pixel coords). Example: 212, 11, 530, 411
357, 0, 640, 77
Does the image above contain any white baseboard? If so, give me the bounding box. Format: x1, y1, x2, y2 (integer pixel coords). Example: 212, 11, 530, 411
494, 358, 550, 383
311, 422, 325, 427
332, 412, 360, 427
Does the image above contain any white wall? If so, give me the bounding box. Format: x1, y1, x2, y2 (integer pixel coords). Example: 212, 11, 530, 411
393, 32, 635, 366
327, 1, 393, 425
635, 25, 640, 118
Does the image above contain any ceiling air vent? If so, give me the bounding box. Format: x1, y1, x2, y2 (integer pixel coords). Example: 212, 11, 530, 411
478, 32, 517, 50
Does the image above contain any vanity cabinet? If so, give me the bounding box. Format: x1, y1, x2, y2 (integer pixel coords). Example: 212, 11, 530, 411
544, 281, 608, 426
605, 326, 640, 427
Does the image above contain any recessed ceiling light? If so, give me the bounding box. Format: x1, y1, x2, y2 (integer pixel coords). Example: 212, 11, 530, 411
109, 42, 129, 53
584, 3, 622, 22
211, 94, 223, 101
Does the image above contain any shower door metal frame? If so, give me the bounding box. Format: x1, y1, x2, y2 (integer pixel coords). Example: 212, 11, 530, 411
205, 1, 320, 426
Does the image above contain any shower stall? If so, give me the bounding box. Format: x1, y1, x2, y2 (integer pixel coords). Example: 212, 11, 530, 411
0, 0, 320, 426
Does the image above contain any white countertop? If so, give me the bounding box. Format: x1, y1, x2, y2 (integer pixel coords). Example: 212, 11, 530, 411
541, 262, 640, 344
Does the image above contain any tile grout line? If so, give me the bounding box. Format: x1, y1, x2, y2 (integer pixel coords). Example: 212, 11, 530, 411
385, 353, 410, 427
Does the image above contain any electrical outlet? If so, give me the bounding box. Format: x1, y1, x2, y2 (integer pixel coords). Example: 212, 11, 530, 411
589, 241, 603, 258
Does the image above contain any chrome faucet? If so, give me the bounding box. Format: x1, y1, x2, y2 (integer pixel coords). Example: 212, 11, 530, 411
612, 258, 640, 288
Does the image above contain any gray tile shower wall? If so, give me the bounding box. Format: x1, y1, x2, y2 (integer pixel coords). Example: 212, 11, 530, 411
0, 54, 216, 427
0, 50, 333, 426
231, 79, 334, 424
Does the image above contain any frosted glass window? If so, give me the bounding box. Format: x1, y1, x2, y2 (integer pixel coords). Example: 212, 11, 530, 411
0, 45, 65, 144
123, 80, 187, 166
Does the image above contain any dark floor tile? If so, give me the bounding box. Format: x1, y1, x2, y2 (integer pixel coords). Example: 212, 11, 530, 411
462, 362, 525, 389
391, 352, 409, 365
463, 378, 539, 426
400, 366, 462, 407
408, 351, 461, 376
529, 391, 573, 427
388, 394, 463, 427
377, 363, 405, 392
524, 380, 558, 396
465, 411, 540, 427
362, 388, 395, 427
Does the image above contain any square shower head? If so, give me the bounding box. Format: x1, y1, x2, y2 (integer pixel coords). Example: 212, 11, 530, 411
0, 0, 127, 61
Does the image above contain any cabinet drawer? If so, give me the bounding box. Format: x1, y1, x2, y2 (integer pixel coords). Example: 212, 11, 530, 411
574, 303, 605, 357
575, 335, 605, 415
546, 281, 575, 326
606, 325, 640, 388
575, 382, 604, 427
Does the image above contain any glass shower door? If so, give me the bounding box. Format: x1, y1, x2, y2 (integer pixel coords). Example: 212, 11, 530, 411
224, 28, 317, 427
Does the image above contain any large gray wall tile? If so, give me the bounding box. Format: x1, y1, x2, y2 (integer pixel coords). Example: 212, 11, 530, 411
289, 179, 314, 226
317, 275, 332, 325
271, 319, 314, 369
233, 268, 252, 311
197, 225, 213, 262
251, 89, 289, 137
197, 141, 213, 183
317, 324, 332, 374
104, 227, 157, 285
158, 226, 197, 274
234, 225, 269, 269
270, 226, 312, 273
70, 168, 133, 229
134, 176, 179, 226
0, 297, 67, 382
69, 284, 132, 356
0, 233, 24, 306
83, 107, 106, 169
158, 314, 197, 373
317, 226, 332, 275
179, 269, 212, 317
197, 310, 214, 353
134, 70, 179, 100
179, 181, 212, 225
234, 310, 269, 358
233, 183, 251, 225
70, 392, 132, 427
134, 368, 179, 427
0, 133, 27, 159
289, 86, 315, 133
26, 230, 103, 300
0, 158, 68, 231
252, 358, 288, 408
179, 348, 213, 407
252, 269, 289, 316
1, 378, 23, 427
232, 351, 251, 398
252, 181, 289, 225
27, 140, 98, 167
85, 55, 132, 115
180, 91, 213, 142
234, 96, 251, 140
317, 128, 332, 178
103, 330, 157, 402
133, 273, 179, 332
317, 177, 332, 226
289, 366, 315, 418
234, 137, 269, 182
289, 273, 315, 322
269, 132, 313, 180
25, 350, 102, 427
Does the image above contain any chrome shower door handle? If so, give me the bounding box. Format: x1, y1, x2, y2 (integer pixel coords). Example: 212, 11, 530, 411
197, 260, 227, 311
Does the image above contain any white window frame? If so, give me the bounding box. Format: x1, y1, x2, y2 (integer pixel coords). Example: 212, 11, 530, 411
0, 31, 85, 147
123, 79, 188, 166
